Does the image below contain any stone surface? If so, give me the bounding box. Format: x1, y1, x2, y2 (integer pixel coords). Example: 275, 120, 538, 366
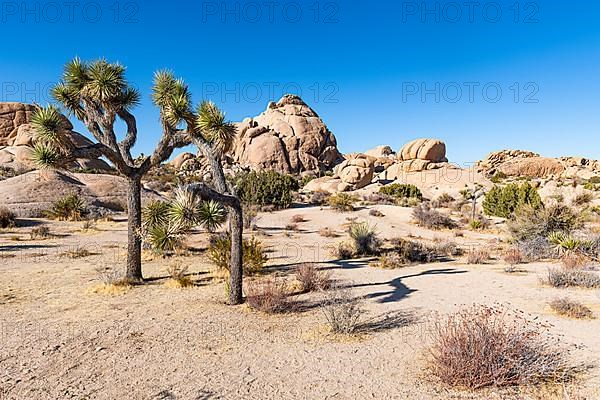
332, 154, 376, 190
232, 95, 343, 175
399, 138, 447, 162
364, 145, 395, 159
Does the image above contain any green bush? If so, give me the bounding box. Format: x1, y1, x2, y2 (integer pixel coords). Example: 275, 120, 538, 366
208, 233, 268, 274
45, 194, 88, 221
508, 204, 581, 243
328, 193, 358, 212
379, 183, 422, 200
0, 207, 16, 228
233, 170, 298, 209
490, 171, 508, 184
483, 182, 542, 218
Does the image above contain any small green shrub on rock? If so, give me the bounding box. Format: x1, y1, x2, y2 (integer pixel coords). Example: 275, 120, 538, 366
45, 194, 88, 221
379, 183, 422, 200
483, 182, 542, 218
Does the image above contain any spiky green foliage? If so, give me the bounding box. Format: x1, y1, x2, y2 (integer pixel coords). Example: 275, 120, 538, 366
483, 182, 543, 218
45, 194, 88, 221
349, 222, 381, 256
379, 183, 423, 200
151, 70, 191, 126
142, 200, 171, 230
233, 170, 299, 209
198, 200, 226, 232
197, 101, 237, 154
168, 186, 201, 228
146, 223, 183, 255
31, 142, 61, 169
29, 105, 66, 142
508, 204, 582, 242
208, 233, 267, 274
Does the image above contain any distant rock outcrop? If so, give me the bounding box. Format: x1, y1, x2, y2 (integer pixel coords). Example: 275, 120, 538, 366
0, 170, 158, 217
232, 95, 343, 175
0, 102, 111, 172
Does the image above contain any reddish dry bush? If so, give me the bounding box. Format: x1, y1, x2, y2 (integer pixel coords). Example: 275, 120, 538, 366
428, 305, 577, 389
550, 297, 594, 319
291, 214, 306, 223
245, 279, 289, 313
561, 253, 589, 270
295, 264, 332, 292
503, 247, 525, 266
466, 248, 491, 264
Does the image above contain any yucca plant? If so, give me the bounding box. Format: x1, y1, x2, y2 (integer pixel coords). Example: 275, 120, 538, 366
198, 200, 226, 232
548, 232, 583, 255
142, 200, 170, 230
45, 194, 88, 221
349, 222, 381, 256
168, 186, 202, 229
146, 222, 184, 255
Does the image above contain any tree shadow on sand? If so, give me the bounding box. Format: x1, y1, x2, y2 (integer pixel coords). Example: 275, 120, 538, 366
352, 268, 467, 304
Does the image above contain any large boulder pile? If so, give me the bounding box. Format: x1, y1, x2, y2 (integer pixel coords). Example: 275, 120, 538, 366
0, 102, 111, 173
0, 170, 158, 217
232, 95, 343, 175
477, 150, 600, 180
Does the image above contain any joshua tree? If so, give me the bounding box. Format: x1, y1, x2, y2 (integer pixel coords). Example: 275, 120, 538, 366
31, 58, 244, 304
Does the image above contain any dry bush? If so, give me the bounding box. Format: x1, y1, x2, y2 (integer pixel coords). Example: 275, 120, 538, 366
30, 226, 51, 240
0, 207, 16, 228
544, 268, 600, 288
363, 192, 396, 205
428, 305, 577, 389
435, 240, 463, 257
572, 192, 594, 207
328, 193, 357, 212
561, 253, 589, 270
295, 264, 332, 292
503, 247, 525, 266
549, 297, 594, 319
285, 223, 299, 231
330, 241, 355, 259
89, 269, 132, 295
61, 247, 94, 259
466, 248, 490, 264
165, 263, 193, 288
412, 204, 457, 230
373, 238, 439, 269
369, 209, 385, 217
81, 220, 98, 231
321, 286, 364, 334
208, 234, 268, 275
245, 279, 289, 313
310, 190, 330, 206
318, 227, 338, 238
291, 214, 305, 223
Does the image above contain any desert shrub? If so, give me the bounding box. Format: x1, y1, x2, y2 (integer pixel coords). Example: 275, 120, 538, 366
548, 232, 586, 256
572, 191, 594, 207
483, 182, 542, 218
295, 264, 332, 292
318, 227, 337, 238
503, 247, 525, 266
330, 241, 354, 259
309, 190, 330, 206
285, 223, 299, 231
45, 194, 88, 221
291, 214, 305, 223
508, 204, 581, 242
435, 240, 463, 257
233, 170, 298, 209
0, 207, 17, 228
374, 238, 438, 268
379, 183, 422, 200
466, 248, 490, 264
363, 192, 396, 205
328, 193, 357, 212
549, 298, 594, 319
321, 286, 364, 334
349, 222, 381, 256
544, 268, 600, 288
197, 200, 226, 232
165, 263, 193, 288
490, 171, 508, 184
242, 203, 259, 230
61, 246, 93, 259
30, 226, 51, 240
433, 193, 455, 208
412, 204, 457, 230
516, 237, 553, 262
561, 253, 589, 270
428, 305, 576, 389
208, 233, 267, 274
369, 209, 384, 217
245, 279, 289, 313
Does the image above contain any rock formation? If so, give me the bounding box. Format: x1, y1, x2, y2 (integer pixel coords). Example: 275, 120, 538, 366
0, 102, 111, 172
232, 95, 343, 175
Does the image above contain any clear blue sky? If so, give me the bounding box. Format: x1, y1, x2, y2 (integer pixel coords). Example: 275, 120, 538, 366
1, 0, 599, 166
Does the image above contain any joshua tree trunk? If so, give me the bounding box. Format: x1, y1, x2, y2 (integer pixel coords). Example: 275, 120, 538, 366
228, 198, 244, 304
126, 175, 143, 281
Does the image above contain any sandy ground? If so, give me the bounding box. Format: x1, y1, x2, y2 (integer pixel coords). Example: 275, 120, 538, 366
1, 205, 600, 399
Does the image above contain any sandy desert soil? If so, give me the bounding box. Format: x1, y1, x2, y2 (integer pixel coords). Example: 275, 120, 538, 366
1, 205, 600, 399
